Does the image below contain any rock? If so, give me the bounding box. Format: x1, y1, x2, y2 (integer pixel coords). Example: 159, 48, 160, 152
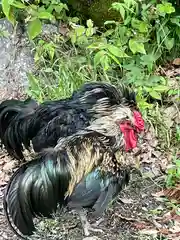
0, 18, 34, 100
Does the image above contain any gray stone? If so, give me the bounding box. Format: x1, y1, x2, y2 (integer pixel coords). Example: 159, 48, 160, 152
0, 18, 34, 99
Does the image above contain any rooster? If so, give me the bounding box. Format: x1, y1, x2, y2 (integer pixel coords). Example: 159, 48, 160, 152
0, 82, 136, 160
3, 99, 145, 239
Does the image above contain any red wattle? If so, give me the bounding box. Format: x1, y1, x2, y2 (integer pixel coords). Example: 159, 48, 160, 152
120, 122, 137, 151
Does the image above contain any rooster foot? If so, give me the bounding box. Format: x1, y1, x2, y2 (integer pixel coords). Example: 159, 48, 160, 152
91, 217, 104, 227
78, 210, 103, 236
83, 221, 103, 236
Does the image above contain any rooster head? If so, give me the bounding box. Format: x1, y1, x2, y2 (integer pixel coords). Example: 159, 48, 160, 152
113, 106, 145, 151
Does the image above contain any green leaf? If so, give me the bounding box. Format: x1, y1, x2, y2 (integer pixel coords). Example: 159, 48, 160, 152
2, 0, 10, 17
148, 75, 165, 84
153, 85, 169, 92
94, 50, 106, 66
170, 17, 180, 27
28, 18, 42, 40
104, 20, 116, 25
27, 73, 40, 92
87, 19, 93, 28
106, 52, 121, 65
119, 5, 125, 20
101, 55, 110, 71
2, 0, 15, 24
69, 32, 77, 44
86, 27, 94, 37
77, 35, 88, 45
107, 45, 129, 58
149, 90, 161, 100
75, 26, 85, 37
129, 39, 146, 54
38, 11, 54, 20
10, 1, 26, 9
139, 22, 149, 33
157, 3, 175, 16
131, 18, 148, 33
164, 38, 174, 51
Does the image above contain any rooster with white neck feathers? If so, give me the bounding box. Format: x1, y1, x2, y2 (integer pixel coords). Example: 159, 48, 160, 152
3, 85, 145, 239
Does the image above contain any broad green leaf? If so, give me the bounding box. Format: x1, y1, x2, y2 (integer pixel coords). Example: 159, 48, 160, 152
111, 2, 122, 11
11, 1, 26, 9
104, 20, 116, 25
170, 17, 180, 27
129, 39, 146, 54
153, 85, 169, 92
124, 15, 131, 25
87, 19, 93, 28
157, 3, 175, 16
103, 29, 114, 37
38, 12, 54, 20
94, 50, 106, 66
88, 42, 106, 50
119, 5, 125, 20
54, 3, 68, 13
106, 52, 121, 65
107, 45, 129, 58
2, 0, 10, 17
131, 18, 148, 33
101, 55, 110, 71
77, 35, 88, 45
2, 0, 15, 24
164, 38, 174, 50
70, 32, 76, 44
112, 2, 125, 20
86, 27, 94, 37
139, 22, 148, 33
75, 26, 85, 37
149, 90, 161, 100
28, 18, 42, 40
148, 75, 165, 84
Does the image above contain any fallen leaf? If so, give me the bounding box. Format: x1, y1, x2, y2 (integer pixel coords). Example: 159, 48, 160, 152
132, 221, 151, 230
158, 228, 169, 235
163, 186, 180, 203
118, 197, 133, 204
173, 58, 180, 66
152, 190, 166, 197
139, 229, 158, 236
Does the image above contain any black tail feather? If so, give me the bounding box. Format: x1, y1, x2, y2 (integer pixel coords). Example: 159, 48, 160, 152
3, 149, 71, 237
0, 98, 38, 159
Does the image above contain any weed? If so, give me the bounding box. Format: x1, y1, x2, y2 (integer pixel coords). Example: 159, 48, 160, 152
166, 156, 180, 187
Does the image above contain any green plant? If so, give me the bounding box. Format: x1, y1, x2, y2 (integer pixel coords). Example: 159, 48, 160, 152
3, 0, 178, 112
176, 125, 180, 141
166, 157, 180, 187
2, 0, 68, 39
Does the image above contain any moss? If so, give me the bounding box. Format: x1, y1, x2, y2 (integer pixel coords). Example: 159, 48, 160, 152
68, 0, 121, 27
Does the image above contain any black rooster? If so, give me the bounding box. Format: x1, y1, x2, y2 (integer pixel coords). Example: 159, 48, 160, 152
3, 101, 145, 239
0, 82, 136, 160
